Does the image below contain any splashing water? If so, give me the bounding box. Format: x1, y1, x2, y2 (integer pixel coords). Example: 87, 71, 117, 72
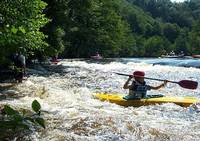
1, 58, 200, 141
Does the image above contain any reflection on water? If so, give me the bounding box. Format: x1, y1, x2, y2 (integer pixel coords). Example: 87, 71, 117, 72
0, 58, 200, 141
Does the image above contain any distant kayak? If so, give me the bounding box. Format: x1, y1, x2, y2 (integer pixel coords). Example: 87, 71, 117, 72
50, 59, 61, 64
161, 55, 185, 58
51, 61, 59, 65
95, 93, 200, 107
91, 55, 103, 60
192, 55, 200, 58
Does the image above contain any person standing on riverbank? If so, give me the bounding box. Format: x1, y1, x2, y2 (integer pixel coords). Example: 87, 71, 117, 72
123, 71, 168, 100
13, 50, 26, 83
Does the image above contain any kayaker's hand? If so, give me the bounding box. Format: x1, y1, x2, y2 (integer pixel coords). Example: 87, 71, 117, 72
162, 80, 168, 87
128, 75, 133, 80
124, 76, 132, 89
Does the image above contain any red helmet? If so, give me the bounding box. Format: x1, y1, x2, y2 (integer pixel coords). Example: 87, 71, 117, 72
133, 71, 145, 77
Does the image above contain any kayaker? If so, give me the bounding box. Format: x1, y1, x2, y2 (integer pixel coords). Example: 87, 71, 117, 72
123, 71, 168, 100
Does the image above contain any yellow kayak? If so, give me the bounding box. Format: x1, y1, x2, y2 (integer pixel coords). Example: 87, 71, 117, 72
95, 93, 200, 107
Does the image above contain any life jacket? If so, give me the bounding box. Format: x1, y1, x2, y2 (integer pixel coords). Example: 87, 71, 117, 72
129, 81, 151, 98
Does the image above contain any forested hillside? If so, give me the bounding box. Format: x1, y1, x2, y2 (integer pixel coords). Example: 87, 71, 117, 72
43, 0, 200, 58
0, 0, 200, 65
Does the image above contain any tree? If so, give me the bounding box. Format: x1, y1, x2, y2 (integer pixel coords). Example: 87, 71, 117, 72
42, 0, 68, 57
144, 36, 169, 57
188, 19, 200, 54
0, 0, 49, 65
162, 23, 180, 43
134, 36, 146, 57
174, 28, 190, 55
61, 0, 135, 57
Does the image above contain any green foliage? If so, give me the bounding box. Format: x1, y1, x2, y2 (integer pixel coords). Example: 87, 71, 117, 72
188, 19, 200, 54
4, 105, 19, 115
0, 0, 49, 65
1, 0, 200, 58
144, 36, 169, 57
163, 23, 180, 43
125, 0, 200, 56
129, 0, 200, 28
42, 0, 68, 57
35, 117, 45, 129
44, 0, 135, 58
174, 28, 190, 54
0, 100, 45, 140
32, 100, 41, 113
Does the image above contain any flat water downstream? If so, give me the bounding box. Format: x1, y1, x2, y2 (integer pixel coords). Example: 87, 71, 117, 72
1, 58, 200, 141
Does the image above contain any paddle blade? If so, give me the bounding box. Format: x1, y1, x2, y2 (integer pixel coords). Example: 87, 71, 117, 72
178, 80, 198, 89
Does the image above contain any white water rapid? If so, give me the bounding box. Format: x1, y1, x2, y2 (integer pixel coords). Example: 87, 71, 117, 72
1, 58, 200, 141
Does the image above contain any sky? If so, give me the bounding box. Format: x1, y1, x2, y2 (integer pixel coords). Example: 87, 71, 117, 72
171, 0, 185, 2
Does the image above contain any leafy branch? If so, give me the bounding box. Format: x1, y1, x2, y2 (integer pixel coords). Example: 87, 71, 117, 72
0, 100, 45, 140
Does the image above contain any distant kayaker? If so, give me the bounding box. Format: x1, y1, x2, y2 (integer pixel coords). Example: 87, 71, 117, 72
123, 71, 168, 100
91, 52, 103, 60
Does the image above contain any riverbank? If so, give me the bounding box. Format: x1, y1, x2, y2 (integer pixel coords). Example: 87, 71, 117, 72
0, 63, 62, 140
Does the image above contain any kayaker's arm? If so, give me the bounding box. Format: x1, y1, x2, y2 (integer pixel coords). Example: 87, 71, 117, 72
150, 80, 168, 90
123, 76, 132, 89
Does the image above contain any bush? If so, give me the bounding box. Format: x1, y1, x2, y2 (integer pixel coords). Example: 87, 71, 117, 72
0, 100, 45, 140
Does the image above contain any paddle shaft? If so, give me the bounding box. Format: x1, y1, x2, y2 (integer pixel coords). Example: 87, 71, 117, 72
115, 72, 176, 82
115, 72, 198, 89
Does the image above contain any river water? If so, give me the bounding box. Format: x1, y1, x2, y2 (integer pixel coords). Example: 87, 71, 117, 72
1, 58, 200, 141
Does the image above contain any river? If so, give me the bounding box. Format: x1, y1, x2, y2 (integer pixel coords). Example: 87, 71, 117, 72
1, 58, 200, 141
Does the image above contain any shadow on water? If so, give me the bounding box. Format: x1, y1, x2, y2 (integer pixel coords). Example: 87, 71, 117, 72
33, 58, 119, 76
0, 62, 71, 101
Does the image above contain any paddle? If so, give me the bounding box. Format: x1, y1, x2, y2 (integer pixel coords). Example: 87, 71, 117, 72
114, 72, 198, 90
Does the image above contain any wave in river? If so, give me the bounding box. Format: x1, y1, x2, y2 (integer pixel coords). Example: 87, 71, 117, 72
120, 58, 200, 68
1, 59, 200, 141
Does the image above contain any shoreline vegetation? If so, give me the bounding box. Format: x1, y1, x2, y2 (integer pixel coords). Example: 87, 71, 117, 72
0, 63, 54, 140
1, 0, 200, 67
0, 58, 61, 138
